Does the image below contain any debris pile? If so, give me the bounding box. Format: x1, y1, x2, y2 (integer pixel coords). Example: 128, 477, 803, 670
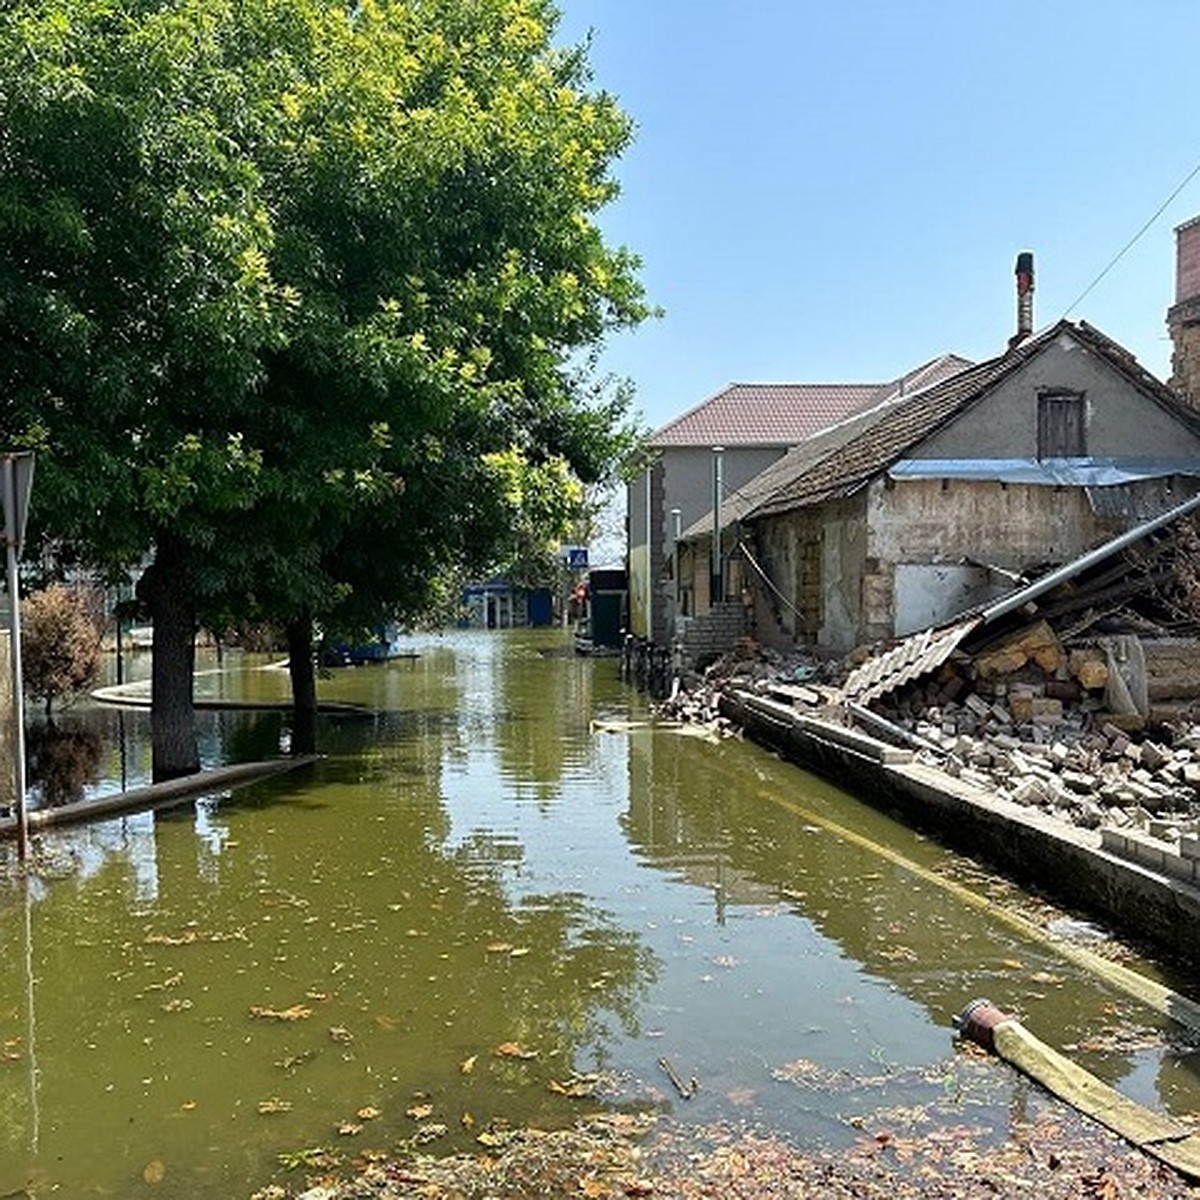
855, 621, 1200, 846
660, 625, 1200, 859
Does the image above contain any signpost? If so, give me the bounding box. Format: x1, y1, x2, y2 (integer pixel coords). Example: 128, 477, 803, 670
3, 452, 34, 861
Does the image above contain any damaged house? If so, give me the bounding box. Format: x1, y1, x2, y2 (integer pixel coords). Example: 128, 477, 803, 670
679, 316, 1200, 661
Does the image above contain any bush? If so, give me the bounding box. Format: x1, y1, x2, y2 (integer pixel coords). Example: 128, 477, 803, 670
22, 585, 104, 715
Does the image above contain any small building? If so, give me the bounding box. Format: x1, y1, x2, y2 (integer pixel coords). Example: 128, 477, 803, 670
460, 582, 554, 630
627, 357, 972, 646
680, 316, 1200, 656
574, 567, 626, 653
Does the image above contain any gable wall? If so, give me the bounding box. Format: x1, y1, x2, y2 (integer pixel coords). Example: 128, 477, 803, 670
910, 334, 1200, 460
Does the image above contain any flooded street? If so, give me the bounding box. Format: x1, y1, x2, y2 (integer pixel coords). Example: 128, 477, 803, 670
1, 629, 1198, 1199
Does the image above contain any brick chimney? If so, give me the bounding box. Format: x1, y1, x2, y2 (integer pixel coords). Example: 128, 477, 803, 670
1168, 215, 1200, 407
1007, 252, 1034, 351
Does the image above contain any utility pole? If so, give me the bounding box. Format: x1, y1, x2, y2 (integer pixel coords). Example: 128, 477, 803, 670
2, 452, 34, 862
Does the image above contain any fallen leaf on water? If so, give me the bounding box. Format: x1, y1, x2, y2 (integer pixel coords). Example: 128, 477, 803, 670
277, 1147, 342, 1172
374, 1014, 400, 1032
486, 942, 513, 954
494, 1041, 538, 1060
460, 1055, 477, 1074
509, 947, 531, 958
145, 972, 184, 992
329, 1026, 354, 1043
407, 1102, 434, 1120
726, 1087, 757, 1106
1002, 959, 1024, 970
413, 1123, 448, 1145
180, 1100, 197, 1112
356, 1106, 380, 1121
257, 1097, 292, 1114
337, 1122, 362, 1136
249, 1004, 312, 1022
477, 1128, 516, 1148
142, 1160, 166, 1185
145, 928, 247, 946
461, 1111, 475, 1129
547, 1073, 601, 1098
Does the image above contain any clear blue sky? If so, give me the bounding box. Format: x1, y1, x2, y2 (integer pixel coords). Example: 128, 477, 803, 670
555, 1, 1200, 434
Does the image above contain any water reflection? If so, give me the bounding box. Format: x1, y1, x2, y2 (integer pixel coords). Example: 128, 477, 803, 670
621, 722, 1200, 1112
0, 636, 658, 1199
25, 719, 103, 808
0, 630, 1197, 1200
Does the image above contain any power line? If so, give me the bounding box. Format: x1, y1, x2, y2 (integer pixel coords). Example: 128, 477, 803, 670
1061, 156, 1200, 319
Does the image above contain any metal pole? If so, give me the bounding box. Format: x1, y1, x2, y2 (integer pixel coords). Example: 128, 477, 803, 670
711, 446, 724, 605
644, 465, 653, 640
3, 458, 29, 861
670, 507, 682, 611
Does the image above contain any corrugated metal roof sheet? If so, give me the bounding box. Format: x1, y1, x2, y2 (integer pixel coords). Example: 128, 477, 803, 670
841, 620, 978, 705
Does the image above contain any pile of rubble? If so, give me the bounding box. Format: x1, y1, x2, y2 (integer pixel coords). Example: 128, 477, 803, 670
902, 704, 1200, 836
661, 631, 1200, 855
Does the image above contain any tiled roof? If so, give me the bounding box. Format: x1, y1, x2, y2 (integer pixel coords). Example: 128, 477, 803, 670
749, 320, 1200, 520
680, 355, 976, 538
648, 383, 880, 448
648, 354, 974, 450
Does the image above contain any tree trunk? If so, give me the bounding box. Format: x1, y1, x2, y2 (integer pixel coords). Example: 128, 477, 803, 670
287, 615, 318, 756
140, 534, 200, 781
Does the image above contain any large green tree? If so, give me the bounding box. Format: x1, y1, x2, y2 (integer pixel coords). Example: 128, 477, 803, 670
0, 0, 648, 777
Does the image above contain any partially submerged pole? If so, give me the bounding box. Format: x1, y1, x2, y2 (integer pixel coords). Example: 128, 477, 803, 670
956, 999, 1200, 1181
2, 454, 33, 862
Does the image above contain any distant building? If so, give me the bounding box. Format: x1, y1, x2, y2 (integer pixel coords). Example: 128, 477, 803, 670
627, 357, 971, 646
460, 582, 554, 630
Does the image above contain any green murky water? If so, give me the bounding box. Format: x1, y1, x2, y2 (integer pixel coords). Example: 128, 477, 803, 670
1, 628, 1198, 1198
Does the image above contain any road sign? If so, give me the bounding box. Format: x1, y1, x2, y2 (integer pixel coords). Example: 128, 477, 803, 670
2, 453, 35, 557
566, 547, 588, 570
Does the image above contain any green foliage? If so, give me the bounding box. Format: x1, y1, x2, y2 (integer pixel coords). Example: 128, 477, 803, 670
0, 0, 650, 639
21, 584, 104, 714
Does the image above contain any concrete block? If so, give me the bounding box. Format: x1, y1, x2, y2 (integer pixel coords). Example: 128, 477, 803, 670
1141, 742, 1172, 772
1100, 827, 1129, 856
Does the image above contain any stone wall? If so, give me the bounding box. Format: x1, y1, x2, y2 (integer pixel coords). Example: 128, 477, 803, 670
676, 600, 748, 668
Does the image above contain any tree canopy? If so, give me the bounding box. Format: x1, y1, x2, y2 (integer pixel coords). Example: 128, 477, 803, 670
0, 0, 649, 775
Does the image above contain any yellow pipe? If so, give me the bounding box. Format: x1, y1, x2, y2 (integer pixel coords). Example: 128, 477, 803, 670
959, 1000, 1200, 1181
761, 786, 1200, 1036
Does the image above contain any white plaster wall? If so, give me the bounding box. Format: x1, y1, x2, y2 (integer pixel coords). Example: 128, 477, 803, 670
894, 563, 993, 634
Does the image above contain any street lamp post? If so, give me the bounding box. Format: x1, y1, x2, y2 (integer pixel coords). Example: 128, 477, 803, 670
711, 446, 724, 606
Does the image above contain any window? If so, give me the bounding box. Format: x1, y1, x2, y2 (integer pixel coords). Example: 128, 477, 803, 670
1037, 389, 1086, 458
